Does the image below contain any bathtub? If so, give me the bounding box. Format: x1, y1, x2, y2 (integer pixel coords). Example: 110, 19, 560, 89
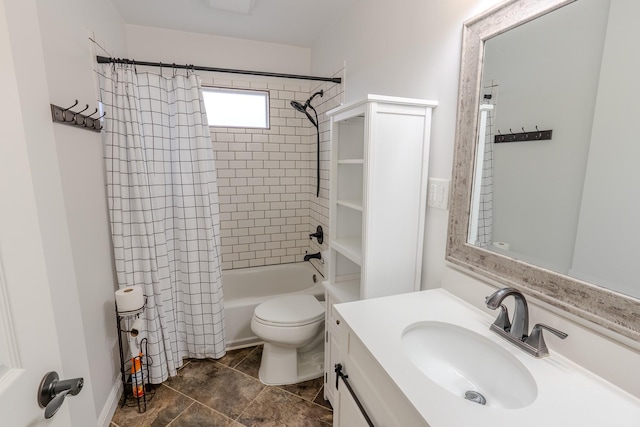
222, 262, 325, 349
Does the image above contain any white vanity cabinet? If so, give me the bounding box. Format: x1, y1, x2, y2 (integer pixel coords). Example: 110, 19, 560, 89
332, 310, 428, 427
323, 95, 437, 405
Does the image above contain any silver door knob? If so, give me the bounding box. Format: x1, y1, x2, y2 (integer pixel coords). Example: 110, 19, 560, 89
38, 371, 84, 419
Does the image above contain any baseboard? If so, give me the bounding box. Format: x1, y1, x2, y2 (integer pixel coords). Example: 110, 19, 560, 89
226, 338, 263, 351
97, 376, 122, 427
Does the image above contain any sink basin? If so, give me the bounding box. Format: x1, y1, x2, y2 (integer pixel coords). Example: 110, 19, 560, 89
402, 321, 537, 409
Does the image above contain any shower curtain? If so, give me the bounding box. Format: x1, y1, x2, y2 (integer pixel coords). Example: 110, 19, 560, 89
473, 82, 497, 248
99, 64, 225, 383
476, 106, 494, 248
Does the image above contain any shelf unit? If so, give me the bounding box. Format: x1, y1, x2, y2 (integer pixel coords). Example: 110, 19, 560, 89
115, 304, 154, 413
323, 95, 437, 405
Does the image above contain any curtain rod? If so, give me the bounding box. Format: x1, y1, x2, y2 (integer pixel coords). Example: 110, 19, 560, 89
96, 56, 341, 84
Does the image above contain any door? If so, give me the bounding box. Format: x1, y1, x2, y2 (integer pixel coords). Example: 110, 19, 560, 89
0, 1, 71, 424
335, 377, 372, 427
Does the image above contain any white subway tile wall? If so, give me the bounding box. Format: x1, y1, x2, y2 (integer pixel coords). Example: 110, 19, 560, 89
202, 68, 344, 274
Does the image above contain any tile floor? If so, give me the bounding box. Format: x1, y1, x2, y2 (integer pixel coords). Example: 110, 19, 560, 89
110, 345, 333, 427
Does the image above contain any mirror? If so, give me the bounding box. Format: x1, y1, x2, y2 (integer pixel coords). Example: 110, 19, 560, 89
448, 0, 639, 342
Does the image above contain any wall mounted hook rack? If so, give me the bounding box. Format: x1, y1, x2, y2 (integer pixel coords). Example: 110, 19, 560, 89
494, 126, 552, 143
50, 100, 104, 132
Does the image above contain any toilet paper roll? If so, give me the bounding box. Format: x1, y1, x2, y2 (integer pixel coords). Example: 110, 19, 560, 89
130, 318, 144, 337
115, 286, 144, 314
492, 241, 511, 251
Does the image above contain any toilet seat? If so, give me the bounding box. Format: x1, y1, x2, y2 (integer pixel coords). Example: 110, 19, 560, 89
254, 295, 324, 327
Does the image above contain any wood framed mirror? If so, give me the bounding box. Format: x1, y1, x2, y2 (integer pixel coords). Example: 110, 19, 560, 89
447, 0, 639, 342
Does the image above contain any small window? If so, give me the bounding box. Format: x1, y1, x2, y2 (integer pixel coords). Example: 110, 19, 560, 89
202, 87, 269, 129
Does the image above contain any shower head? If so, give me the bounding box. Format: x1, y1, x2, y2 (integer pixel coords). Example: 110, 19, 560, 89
290, 100, 307, 114
290, 90, 324, 128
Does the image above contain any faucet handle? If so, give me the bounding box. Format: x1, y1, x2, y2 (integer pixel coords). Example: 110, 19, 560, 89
525, 323, 568, 357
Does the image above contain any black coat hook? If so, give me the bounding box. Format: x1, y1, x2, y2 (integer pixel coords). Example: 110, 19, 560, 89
61, 100, 78, 121
62, 100, 78, 111
74, 104, 89, 118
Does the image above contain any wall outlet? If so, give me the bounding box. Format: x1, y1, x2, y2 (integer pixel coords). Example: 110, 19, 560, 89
427, 178, 450, 209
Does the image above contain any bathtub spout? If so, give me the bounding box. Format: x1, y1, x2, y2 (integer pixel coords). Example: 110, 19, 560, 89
304, 252, 322, 262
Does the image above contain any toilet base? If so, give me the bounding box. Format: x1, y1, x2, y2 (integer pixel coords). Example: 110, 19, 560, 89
258, 339, 324, 386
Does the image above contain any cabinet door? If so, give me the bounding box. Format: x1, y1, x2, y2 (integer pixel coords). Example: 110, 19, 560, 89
325, 327, 340, 405
335, 377, 372, 427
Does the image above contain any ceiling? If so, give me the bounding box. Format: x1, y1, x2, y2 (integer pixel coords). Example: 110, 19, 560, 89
110, 0, 357, 48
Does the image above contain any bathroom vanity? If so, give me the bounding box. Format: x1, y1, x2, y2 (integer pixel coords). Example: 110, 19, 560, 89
331, 289, 640, 426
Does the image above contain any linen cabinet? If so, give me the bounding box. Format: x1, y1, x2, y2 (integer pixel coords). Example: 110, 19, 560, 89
323, 95, 437, 405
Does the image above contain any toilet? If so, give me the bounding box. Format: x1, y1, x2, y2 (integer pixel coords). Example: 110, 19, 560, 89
251, 294, 325, 385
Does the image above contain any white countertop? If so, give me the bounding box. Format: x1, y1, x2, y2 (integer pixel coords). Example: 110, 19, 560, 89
335, 289, 640, 427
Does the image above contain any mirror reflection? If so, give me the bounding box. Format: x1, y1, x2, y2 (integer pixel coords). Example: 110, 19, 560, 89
468, 0, 640, 299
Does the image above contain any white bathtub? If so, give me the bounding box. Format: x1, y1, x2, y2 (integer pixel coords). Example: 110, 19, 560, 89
222, 262, 325, 349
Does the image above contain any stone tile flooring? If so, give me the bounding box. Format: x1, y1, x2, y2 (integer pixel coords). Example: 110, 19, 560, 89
110, 345, 332, 427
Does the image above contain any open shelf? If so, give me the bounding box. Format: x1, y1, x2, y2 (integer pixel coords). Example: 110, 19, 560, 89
325, 279, 360, 304
331, 238, 363, 266
338, 159, 364, 165
336, 199, 363, 211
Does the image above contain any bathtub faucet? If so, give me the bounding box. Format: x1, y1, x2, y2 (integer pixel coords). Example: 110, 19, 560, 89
304, 252, 322, 262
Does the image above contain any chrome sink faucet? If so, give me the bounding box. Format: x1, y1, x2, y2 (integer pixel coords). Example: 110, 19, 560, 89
485, 287, 529, 339
485, 287, 568, 358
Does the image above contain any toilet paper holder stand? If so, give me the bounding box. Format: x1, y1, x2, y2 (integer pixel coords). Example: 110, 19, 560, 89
115, 298, 154, 413
115, 295, 146, 317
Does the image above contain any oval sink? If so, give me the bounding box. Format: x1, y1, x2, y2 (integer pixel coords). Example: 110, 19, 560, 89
402, 321, 537, 409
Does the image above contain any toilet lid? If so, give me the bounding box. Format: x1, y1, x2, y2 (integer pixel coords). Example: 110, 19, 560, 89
254, 295, 324, 326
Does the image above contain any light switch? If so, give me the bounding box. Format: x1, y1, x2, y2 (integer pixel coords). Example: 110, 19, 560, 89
427, 178, 450, 209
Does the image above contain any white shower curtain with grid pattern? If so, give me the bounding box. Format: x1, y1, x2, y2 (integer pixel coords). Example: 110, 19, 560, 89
99, 64, 225, 383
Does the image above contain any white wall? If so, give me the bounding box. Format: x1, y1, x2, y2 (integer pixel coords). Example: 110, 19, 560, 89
311, 0, 504, 289
206, 77, 343, 272
571, 0, 640, 299
125, 25, 311, 75
483, 0, 609, 274
32, 0, 127, 424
